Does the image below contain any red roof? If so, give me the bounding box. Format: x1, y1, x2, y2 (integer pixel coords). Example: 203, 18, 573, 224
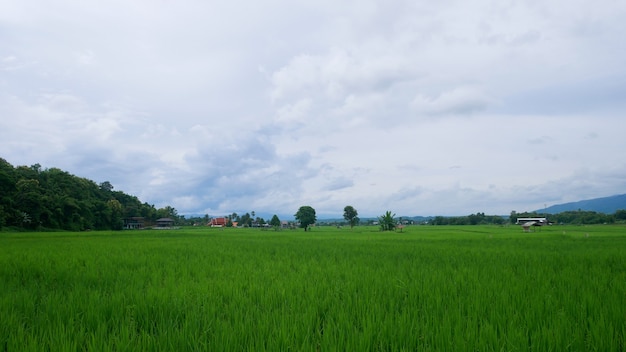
210, 217, 227, 226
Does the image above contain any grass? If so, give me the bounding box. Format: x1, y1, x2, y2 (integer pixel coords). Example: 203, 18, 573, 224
1, 225, 625, 351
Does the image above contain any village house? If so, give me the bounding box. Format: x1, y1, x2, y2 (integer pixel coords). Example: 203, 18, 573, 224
155, 217, 175, 228
209, 217, 228, 227
123, 217, 145, 230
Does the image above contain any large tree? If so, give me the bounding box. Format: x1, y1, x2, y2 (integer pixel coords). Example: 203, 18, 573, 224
343, 205, 359, 229
379, 210, 396, 231
269, 214, 281, 230
295, 206, 316, 231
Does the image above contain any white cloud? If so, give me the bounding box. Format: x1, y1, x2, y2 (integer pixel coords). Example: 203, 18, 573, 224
274, 99, 313, 125
1, 0, 625, 218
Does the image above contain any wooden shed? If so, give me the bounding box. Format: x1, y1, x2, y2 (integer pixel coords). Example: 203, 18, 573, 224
156, 218, 175, 228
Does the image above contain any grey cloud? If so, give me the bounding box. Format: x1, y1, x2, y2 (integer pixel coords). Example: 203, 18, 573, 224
163, 134, 318, 214
324, 177, 354, 191
490, 30, 543, 47
410, 86, 493, 117
389, 186, 426, 203
527, 136, 553, 145
498, 75, 626, 116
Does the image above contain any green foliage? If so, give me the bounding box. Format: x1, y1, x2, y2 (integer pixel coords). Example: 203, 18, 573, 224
0, 159, 175, 231
343, 205, 359, 229
270, 214, 281, 229
1, 226, 624, 350
378, 210, 396, 231
239, 212, 252, 227
431, 213, 506, 225
295, 205, 316, 231
514, 210, 615, 225
0, 205, 6, 229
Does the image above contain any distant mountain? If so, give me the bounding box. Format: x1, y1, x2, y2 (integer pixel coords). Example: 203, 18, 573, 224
540, 194, 626, 214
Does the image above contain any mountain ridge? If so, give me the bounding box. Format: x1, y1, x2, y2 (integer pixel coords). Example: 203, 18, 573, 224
539, 194, 626, 214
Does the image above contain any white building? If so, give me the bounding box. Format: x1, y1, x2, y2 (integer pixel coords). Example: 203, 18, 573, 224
516, 217, 549, 232
515, 217, 548, 225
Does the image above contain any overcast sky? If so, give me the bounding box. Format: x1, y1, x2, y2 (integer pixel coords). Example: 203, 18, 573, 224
1, 0, 625, 218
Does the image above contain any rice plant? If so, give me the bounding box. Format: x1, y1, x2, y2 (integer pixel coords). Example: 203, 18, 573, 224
0, 225, 624, 351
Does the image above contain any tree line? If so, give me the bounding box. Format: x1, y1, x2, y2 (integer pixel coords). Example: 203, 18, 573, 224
0, 159, 179, 231
424, 210, 626, 226
2, 158, 624, 231
510, 210, 626, 225
429, 212, 506, 226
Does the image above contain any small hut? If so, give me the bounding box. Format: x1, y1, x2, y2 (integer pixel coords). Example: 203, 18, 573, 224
521, 221, 549, 232
155, 218, 175, 228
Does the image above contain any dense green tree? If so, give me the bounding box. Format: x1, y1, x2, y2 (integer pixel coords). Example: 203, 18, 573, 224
0, 205, 6, 229
0, 158, 16, 197
379, 211, 396, 231
140, 203, 157, 220
551, 210, 613, 225
295, 206, 316, 231
156, 206, 178, 221
0, 160, 171, 230
106, 199, 124, 230
509, 210, 518, 224
343, 205, 359, 229
240, 212, 251, 227
15, 179, 43, 229
270, 214, 281, 230
0, 159, 16, 228
99, 181, 114, 192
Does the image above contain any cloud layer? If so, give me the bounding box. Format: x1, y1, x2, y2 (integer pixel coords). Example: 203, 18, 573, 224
2, 0, 625, 218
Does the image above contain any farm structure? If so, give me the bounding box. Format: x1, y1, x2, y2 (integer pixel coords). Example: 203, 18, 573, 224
516, 217, 549, 232
155, 218, 175, 228
123, 217, 145, 230
209, 217, 228, 227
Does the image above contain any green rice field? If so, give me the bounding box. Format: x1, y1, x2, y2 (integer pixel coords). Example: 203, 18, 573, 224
1, 225, 625, 351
